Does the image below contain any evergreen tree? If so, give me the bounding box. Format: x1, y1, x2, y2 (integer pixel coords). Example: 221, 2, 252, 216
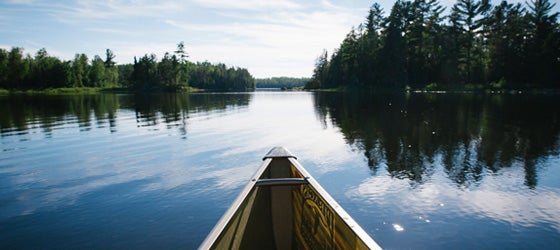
307, 50, 329, 89
174, 41, 189, 64
406, 0, 445, 87
339, 28, 361, 87
131, 54, 158, 90
379, 0, 410, 88
485, 1, 528, 86
526, 0, 560, 87
104, 49, 118, 87
359, 3, 385, 87
159, 52, 180, 88
104, 49, 116, 68
174, 41, 190, 88
450, 0, 491, 84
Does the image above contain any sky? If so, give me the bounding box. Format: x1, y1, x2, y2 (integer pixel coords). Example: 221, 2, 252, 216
0, 0, 557, 78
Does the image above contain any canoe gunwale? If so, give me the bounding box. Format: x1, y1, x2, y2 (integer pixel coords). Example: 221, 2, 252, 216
199, 147, 382, 250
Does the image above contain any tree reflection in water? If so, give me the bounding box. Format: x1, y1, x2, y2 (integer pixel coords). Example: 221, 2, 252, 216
313, 92, 560, 188
0, 93, 252, 140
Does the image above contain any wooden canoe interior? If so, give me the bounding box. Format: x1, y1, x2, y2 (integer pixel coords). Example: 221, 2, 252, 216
208, 157, 371, 250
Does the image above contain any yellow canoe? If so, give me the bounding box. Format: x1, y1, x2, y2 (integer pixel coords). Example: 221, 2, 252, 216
199, 147, 382, 250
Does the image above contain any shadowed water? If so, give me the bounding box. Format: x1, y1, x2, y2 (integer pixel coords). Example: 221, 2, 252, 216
1, 92, 559, 249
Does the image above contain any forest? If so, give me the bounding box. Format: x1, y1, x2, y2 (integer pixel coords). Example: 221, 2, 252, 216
306, 0, 560, 91
0, 42, 255, 92
255, 77, 310, 89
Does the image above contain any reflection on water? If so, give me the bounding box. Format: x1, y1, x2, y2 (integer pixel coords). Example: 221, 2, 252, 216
0, 93, 253, 249
314, 91, 560, 249
1, 92, 559, 249
0, 93, 251, 138
0, 94, 120, 135
128, 93, 252, 131
314, 92, 560, 188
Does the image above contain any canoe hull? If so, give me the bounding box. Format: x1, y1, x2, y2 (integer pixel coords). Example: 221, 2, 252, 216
199, 147, 381, 250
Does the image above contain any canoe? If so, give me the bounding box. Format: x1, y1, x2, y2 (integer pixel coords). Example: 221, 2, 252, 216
199, 147, 382, 250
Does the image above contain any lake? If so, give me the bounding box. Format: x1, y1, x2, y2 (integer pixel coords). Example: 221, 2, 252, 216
1, 91, 559, 249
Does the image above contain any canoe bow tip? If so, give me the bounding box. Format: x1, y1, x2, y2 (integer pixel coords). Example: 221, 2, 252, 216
263, 146, 297, 160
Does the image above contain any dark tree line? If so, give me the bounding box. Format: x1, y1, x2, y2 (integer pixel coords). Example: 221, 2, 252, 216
255, 77, 310, 89
307, 0, 560, 90
188, 62, 255, 91
0, 42, 255, 92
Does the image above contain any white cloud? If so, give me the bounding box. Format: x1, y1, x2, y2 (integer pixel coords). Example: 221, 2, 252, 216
163, 2, 364, 77
74, 0, 366, 77
69, 0, 184, 19
190, 0, 302, 11
0, 0, 371, 77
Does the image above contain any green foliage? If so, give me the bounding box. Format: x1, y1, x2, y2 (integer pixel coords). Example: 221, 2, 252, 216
0, 43, 254, 92
309, 0, 560, 91
125, 42, 253, 92
43, 87, 103, 94
70, 54, 88, 87
305, 50, 328, 89
0, 49, 8, 88
117, 64, 134, 87
257, 77, 310, 89
485, 2, 527, 85
188, 62, 254, 91
3, 47, 30, 89
28, 48, 69, 89
489, 78, 507, 90
89, 55, 106, 88
424, 82, 441, 91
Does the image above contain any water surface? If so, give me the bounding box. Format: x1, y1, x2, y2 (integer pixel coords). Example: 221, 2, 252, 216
1, 92, 559, 249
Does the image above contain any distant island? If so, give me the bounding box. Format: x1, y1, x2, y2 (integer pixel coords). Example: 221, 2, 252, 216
306, 0, 560, 92
255, 77, 309, 89
0, 42, 255, 93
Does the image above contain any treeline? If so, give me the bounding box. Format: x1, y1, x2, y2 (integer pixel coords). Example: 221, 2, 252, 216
0, 42, 255, 92
255, 77, 310, 89
307, 0, 560, 90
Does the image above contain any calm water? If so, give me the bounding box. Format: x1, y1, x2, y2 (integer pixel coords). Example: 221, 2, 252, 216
1, 91, 559, 249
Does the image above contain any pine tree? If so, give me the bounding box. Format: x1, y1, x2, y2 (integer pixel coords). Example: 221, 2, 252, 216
450, 0, 491, 84
526, 0, 560, 87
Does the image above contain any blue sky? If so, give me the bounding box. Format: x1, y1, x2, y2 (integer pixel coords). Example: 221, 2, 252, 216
0, 0, 556, 78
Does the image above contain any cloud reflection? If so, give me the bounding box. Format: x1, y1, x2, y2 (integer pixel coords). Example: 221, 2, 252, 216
348, 166, 560, 232
1, 151, 258, 221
